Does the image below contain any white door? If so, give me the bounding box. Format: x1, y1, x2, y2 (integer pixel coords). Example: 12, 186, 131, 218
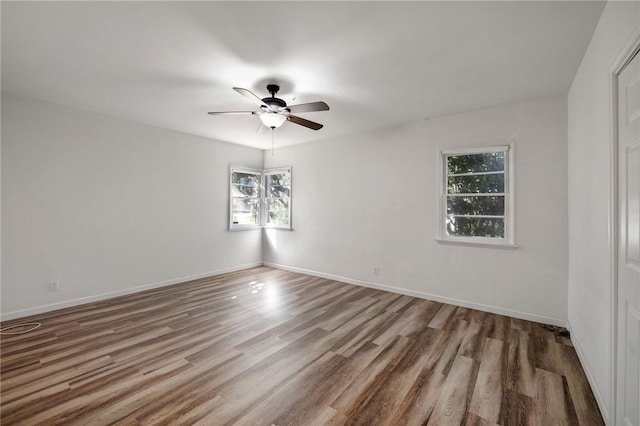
617, 49, 640, 426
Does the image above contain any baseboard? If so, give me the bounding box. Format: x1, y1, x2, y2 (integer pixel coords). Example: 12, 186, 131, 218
263, 262, 568, 328
0, 262, 263, 322
3, 259, 567, 327
567, 322, 610, 424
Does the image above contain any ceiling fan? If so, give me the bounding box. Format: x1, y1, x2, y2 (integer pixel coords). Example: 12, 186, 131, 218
208, 84, 329, 131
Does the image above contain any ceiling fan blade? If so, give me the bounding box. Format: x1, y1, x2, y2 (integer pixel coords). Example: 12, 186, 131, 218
287, 114, 323, 130
233, 87, 266, 107
287, 101, 330, 114
207, 111, 257, 115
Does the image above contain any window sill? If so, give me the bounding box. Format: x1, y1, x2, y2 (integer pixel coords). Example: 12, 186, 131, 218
435, 238, 519, 250
263, 226, 293, 232
229, 225, 293, 232
229, 226, 262, 232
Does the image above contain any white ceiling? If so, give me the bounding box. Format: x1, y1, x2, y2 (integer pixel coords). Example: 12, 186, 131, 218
1, 1, 605, 150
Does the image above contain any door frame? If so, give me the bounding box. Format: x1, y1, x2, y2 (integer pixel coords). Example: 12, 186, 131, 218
610, 30, 640, 426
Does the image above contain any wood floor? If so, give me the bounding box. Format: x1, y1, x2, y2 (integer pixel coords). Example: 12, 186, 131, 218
1, 266, 603, 425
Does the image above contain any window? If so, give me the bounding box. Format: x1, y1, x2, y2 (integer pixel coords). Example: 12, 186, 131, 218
230, 168, 262, 228
439, 145, 515, 247
264, 168, 291, 228
229, 166, 292, 230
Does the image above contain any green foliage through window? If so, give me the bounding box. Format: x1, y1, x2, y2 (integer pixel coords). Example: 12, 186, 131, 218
265, 171, 291, 227
445, 150, 507, 239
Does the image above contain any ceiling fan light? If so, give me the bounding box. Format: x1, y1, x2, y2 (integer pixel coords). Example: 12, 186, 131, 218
259, 113, 286, 128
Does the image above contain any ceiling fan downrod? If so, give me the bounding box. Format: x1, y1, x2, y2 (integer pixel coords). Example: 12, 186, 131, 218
267, 84, 279, 97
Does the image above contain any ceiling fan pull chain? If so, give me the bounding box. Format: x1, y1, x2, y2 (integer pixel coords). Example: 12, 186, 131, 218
272, 128, 275, 156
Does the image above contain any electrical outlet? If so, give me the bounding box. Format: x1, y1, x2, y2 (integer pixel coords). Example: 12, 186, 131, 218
49, 280, 60, 292
373, 267, 379, 276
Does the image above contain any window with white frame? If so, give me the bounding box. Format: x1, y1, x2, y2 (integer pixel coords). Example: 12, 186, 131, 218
230, 168, 262, 228
439, 145, 515, 246
264, 168, 291, 228
229, 166, 292, 230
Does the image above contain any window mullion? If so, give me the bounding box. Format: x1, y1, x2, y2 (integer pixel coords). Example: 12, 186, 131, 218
446, 193, 506, 196
447, 214, 506, 219
447, 170, 505, 177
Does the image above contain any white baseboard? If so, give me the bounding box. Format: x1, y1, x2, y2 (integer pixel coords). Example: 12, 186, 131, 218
5, 261, 568, 328
567, 322, 610, 424
0, 262, 263, 322
263, 262, 568, 328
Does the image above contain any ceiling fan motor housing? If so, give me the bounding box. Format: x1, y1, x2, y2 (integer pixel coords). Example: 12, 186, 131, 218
262, 97, 287, 108
262, 84, 287, 108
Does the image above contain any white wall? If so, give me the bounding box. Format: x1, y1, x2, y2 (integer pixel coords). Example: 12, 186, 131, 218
1, 93, 263, 320
567, 2, 640, 423
264, 96, 568, 325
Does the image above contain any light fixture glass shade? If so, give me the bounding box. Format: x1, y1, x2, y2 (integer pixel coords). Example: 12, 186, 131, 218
259, 113, 286, 128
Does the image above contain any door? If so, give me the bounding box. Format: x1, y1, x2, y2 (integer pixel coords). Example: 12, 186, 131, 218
617, 48, 640, 426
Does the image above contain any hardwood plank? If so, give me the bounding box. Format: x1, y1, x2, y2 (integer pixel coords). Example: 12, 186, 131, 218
558, 344, 605, 425
458, 317, 489, 360
388, 366, 447, 425
232, 351, 347, 426
239, 340, 390, 426
428, 303, 457, 329
498, 388, 536, 426
534, 368, 581, 425
505, 327, 537, 398
344, 327, 442, 424
330, 309, 398, 357
469, 337, 505, 423
464, 412, 500, 426
424, 319, 469, 376
330, 335, 413, 416
427, 355, 479, 425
